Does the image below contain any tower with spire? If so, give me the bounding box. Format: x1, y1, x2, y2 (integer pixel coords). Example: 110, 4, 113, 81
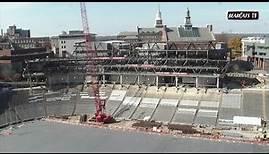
154, 5, 163, 28
184, 8, 192, 31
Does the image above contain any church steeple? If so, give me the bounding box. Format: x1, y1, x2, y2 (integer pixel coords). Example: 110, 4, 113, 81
155, 5, 163, 28
184, 8, 192, 30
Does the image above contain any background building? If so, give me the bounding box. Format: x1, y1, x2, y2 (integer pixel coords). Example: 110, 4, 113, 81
6, 25, 30, 39
11, 37, 50, 50
242, 37, 269, 71
51, 30, 96, 58
117, 8, 215, 46
117, 31, 138, 43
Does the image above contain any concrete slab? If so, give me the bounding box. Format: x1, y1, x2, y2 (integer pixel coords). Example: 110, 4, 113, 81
105, 100, 123, 115
177, 108, 197, 114
151, 106, 177, 123
75, 98, 96, 115
139, 98, 160, 108
163, 89, 182, 99
194, 109, 218, 126
2, 120, 269, 152
218, 108, 241, 121
131, 97, 160, 120
108, 90, 127, 101
179, 100, 199, 107
126, 85, 139, 96
242, 91, 264, 118
195, 116, 217, 126
200, 101, 219, 108
196, 109, 218, 118
201, 91, 220, 102
222, 94, 241, 109
171, 108, 197, 124
159, 99, 179, 107
113, 97, 141, 120
151, 99, 179, 123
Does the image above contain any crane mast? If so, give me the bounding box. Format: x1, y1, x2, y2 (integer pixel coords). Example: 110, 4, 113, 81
80, 2, 113, 123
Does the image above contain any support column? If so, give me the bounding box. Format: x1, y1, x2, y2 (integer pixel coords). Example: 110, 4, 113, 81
175, 77, 178, 87
258, 58, 261, 68
156, 76, 159, 87
216, 77, 220, 89
195, 77, 198, 88
257, 57, 260, 68
263, 58, 265, 70
260, 58, 263, 70
120, 75, 123, 85
67, 73, 70, 90
255, 57, 258, 68
102, 75, 106, 84
29, 75, 32, 95
137, 76, 140, 85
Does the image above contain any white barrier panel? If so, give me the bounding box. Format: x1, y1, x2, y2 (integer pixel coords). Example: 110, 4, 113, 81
200, 101, 219, 108
122, 97, 141, 106
180, 100, 199, 106
159, 99, 178, 106
80, 93, 89, 96
177, 108, 197, 114
233, 116, 262, 126
197, 109, 218, 117
139, 98, 159, 108
81, 96, 107, 99
108, 90, 127, 101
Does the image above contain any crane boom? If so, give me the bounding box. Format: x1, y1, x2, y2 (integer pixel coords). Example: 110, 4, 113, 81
80, 2, 113, 123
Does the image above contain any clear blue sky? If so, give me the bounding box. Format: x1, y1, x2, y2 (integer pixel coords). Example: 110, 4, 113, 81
0, 2, 269, 37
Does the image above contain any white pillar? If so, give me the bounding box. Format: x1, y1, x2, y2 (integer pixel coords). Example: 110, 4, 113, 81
102, 75, 105, 84
175, 77, 178, 87
216, 77, 219, 89
195, 77, 198, 88
137, 76, 140, 85
120, 75, 123, 85
156, 76, 159, 87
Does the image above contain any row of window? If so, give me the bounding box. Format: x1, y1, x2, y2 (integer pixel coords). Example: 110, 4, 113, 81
61, 45, 66, 49
19, 44, 36, 48
14, 39, 45, 43
259, 52, 266, 56
257, 46, 269, 50
61, 40, 66, 44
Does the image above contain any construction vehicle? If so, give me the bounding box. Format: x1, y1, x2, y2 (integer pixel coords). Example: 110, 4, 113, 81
80, 2, 114, 123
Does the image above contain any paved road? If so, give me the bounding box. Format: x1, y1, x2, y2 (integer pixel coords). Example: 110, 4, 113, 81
1, 120, 269, 152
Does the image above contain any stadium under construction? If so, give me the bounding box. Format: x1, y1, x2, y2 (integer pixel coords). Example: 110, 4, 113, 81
1, 4, 269, 152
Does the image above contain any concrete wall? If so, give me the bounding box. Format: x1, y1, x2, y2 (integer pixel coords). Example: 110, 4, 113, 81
0, 88, 87, 128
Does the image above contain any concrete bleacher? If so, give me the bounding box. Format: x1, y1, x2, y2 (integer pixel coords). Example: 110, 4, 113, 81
1, 84, 268, 130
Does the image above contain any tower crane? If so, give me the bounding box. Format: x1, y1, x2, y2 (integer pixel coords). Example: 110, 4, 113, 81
80, 2, 114, 123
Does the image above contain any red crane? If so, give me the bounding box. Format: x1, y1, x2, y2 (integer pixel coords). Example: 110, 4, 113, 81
80, 2, 114, 123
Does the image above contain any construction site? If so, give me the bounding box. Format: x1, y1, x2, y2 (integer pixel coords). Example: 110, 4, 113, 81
1, 2, 269, 152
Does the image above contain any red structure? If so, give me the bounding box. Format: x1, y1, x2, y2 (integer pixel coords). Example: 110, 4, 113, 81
80, 2, 113, 123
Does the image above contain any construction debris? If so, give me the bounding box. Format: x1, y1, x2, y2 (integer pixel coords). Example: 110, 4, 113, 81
132, 120, 162, 129
168, 124, 199, 134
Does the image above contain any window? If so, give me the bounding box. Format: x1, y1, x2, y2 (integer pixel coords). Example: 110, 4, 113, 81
62, 50, 67, 58
259, 52, 266, 56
